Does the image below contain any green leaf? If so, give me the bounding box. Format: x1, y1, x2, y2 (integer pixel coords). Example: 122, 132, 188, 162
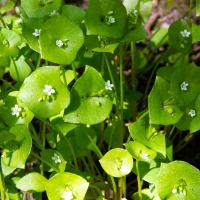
168, 19, 192, 54
74, 125, 97, 152
22, 18, 45, 52
40, 149, 66, 173
149, 77, 184, 125
0, 91, 34, 127
156, 161, 200, 199
85, 0, 127, 39
21, 0, 62, 18
84, 35, 119, 53
0, 130, 16, 144
62, 5, 85, 24
18, 66, 70, 118
46, 172, 89, 200
125, 141, 157, 162
169, 63, 200, 106
128, 118, 166, 159
99, 148, 133, 177
132, 189, 158, 200
196, 0, 200, 16
16, 172, 47, 192
39, 14, 84, 65
0, 28, 21, 57
156, 66, 175, 81
192, 22, 200, 43
2, 124, 32, 168
149, 28, 168, 47
1, 158, 16, 176
63, 66, 113, 125
10, 56, 32, 81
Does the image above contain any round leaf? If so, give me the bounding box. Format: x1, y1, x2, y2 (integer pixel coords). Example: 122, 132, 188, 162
99, 148, 133, 177
2, 124, 32, 168
63, 66, 113, 125
21, 0, 62, 18
85, 0, 127, 39
16, 172, 47, 192
156, 161, 200, 199
18, 66, 70, 118
39, 14, 84, 64
149, 77, 184, 125
46, 172, 89, 200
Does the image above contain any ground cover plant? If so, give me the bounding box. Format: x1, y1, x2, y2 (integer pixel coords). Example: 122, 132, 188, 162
1, 0, 200, 199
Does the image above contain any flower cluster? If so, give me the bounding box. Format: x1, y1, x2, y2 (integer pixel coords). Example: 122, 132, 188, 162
32, 29, 41, 37
38, 84, 56, 102
105, 80, 114, 90
189, 109, 196, 117
52, 153, 61, 164
104, 11, 115, 25
11, 104, 22, 117
180, 81, 188, 91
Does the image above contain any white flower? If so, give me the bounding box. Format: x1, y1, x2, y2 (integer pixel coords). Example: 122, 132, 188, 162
180, 81, 188, 91
15, 18, 22, 25
133, 9, 138, 16
105, 80, 114, 90
43, 85, 55, 96
11, 104, 22, 117
50, 10, 57, 16
56, 40, 63, 47
108, 16, 115, 24
32, 29, 41, 37
61, 191, 73, 200
52, 153, 61, 164
189, 109, 196, 117
141, 153, 149, 160
180, 29, 190, 37
121, 197, 127, 200
172, 188, 177, 194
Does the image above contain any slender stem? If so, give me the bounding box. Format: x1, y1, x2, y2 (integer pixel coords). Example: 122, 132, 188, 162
36, 54, 41, 69
36, 117, 79, 169
119, 43, 124, 148
0, 170, 5, 200
72, 62, 77, 81
61, 65, 67, 85
11, 57, 20, 81
1, 78, 17, 90
188, 0, 193, 27
89, 184, 102, 196
0, 12, 7, 28
110, 176, 117, 200
169, 125, 175, 139
136, 160, 142, 200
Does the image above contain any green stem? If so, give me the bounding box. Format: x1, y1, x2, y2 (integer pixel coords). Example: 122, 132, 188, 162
136, 160, 142, 200
11, 57, 20, 81
0, 12, 7, 28
31, 151, 60, 173
61, 65, 67, 85
188, 0, 193, 26
0, 170, 5, 200
119, 43, 124, 148
36, 117, 79, 170
89, 184, 102, 196
72, 62, 77, 81
169, 125, 175, 139
110, 176, 118, 200
36, 54, 41, 69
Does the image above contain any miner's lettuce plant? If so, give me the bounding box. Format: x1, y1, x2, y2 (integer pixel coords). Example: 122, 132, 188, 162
1, 0, 200, 199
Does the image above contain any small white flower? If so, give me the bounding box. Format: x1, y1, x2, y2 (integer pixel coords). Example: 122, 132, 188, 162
108, 16, 115, 24
15, 18, 22, 25
61, 191, 73, 200
180, 81, 188, 91
52, 153, 61, 164
50, 10, 57, 16
133, 9, 138, 16
180, 29, 190, 37
56, 40, 63, 47
121, 197, 127, 200
141, 153, 149, 160
105, 80, 114, 90
172, 188, 177, 194
189, 109, 196, 117
32, 29, 41, 37
11, 104, 22, 117
43, 85, 55, 96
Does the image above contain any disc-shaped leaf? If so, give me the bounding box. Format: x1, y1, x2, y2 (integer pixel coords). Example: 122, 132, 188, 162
168, 19, 191, 54
85, 0, 127, 39
62, 5, 85, 24
22, 18, 45, 52
1, 158, 16, 176
0, 91, 34, 127
125, 141, 157, 163
169, 63, 200, 107
149, 77, 184, 124
39, 15, 84, 64
16, 172, 47, 193
156, 161, 200, 199
99, 148, 133, 177
46, 172, 89, 200
40, 149, 66, 173
0, 130, 16, 144
10, 56, 32, 81
0, 28, 21, 56
2, 124, 32, 168
18, 66, 70, 118
21, 0, 62, 18
128, 118, 166, 159
63, 66, 113, 125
